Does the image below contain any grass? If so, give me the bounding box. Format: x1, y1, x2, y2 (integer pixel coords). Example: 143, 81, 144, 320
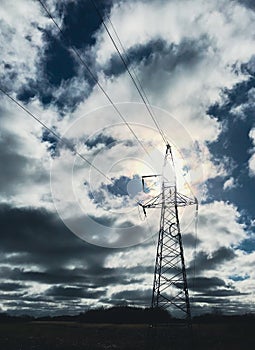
0, 320, 254, 349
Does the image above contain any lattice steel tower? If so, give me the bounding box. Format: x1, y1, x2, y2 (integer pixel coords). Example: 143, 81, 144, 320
141, 144, 197, 325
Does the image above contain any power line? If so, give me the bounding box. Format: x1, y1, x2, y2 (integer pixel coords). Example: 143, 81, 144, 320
90, 0, 169, 146
37, 0, 151, 160
98, 4, 199, 205
192, 201, 199, 293
0, 86, 128, 195
1, 87, 164, 229
107, 15, 168, 143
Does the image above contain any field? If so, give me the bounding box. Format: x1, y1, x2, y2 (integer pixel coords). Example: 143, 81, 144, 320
0, 320, 254, 349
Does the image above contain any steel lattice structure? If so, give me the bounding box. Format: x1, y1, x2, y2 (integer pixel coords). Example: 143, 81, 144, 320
141, 144, 197, 325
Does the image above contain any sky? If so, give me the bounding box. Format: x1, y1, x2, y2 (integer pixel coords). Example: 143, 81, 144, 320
0, 0, 255, 317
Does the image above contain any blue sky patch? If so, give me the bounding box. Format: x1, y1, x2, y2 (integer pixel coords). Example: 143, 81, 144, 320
238, 236, 255, 253
229, 274, 250, 282
56, 0, 112, 49
42, 30, 76, 87
206, 76, 255, 223
41, 128, 60, 157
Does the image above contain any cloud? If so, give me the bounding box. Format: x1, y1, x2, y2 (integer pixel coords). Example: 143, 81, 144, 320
109, 289, 151, 306
0, 203, 114, 267
194, 201, 246, 253
248, 127, 255, 176
0, 0, 49, 92
0, 282, 25, 292
76, 0, 255, 195
223, 177, 237, 190
45, 286, 105, 300
0, 203, 152, 314
235, 0, 255, 10
0, 0, 255, 316
190, 248, 236, 274
0, 128, 49, 199
190, 276, 226, 291
0, 198, 253, 315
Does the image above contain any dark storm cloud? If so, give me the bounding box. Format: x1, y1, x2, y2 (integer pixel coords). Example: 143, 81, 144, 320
0, 128, 48, 196
3, 298, 83, 317
189, 276, 245, 311
0, 204, 150, 309
103, 39, 170, 77
137, 35, 210, 97
104, 36, 209, 83
45, 286, 105, 300
85, 133, 117, 149
0, 292, 26, 302
189, 276, 226, 291
103, 288, 151, 306
0, 204, 113, 270
3, 291, 85, 313
199, 289, 246, 297
182, 233, 201, 247
189, 276, 244, 296
192, 296, 231, 305
0, 266, 85, 285
0, 264, 145, 289
188, 247, 236, 274
0, 282, 25, 292
0, 135, 30, 195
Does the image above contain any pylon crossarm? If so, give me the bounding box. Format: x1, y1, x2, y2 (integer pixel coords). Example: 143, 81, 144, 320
142, 195, 163, 208
142, 192, 196, 209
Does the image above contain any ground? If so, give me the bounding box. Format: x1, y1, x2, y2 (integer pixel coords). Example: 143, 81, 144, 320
0, 320, 254, 349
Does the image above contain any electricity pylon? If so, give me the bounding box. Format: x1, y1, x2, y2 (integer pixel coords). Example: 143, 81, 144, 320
141, 144, 197, 325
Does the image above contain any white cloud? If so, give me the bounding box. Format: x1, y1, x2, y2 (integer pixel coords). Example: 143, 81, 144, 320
223, 177, 236, 190
248, 153, 255, 176
84, 0, 255, 190
248, 127, 255, 176
230, 87, 255, 119
0, 0, 50, 91
196, 201, 246, 253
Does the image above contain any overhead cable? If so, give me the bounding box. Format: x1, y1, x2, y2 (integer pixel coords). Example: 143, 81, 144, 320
0, 86, 130, 196
93, 3, 199, 207
37, 0, 151, 160
90, 0, 169, 146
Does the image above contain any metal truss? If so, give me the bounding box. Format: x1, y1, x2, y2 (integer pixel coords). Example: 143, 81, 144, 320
141, 144, 197, 325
